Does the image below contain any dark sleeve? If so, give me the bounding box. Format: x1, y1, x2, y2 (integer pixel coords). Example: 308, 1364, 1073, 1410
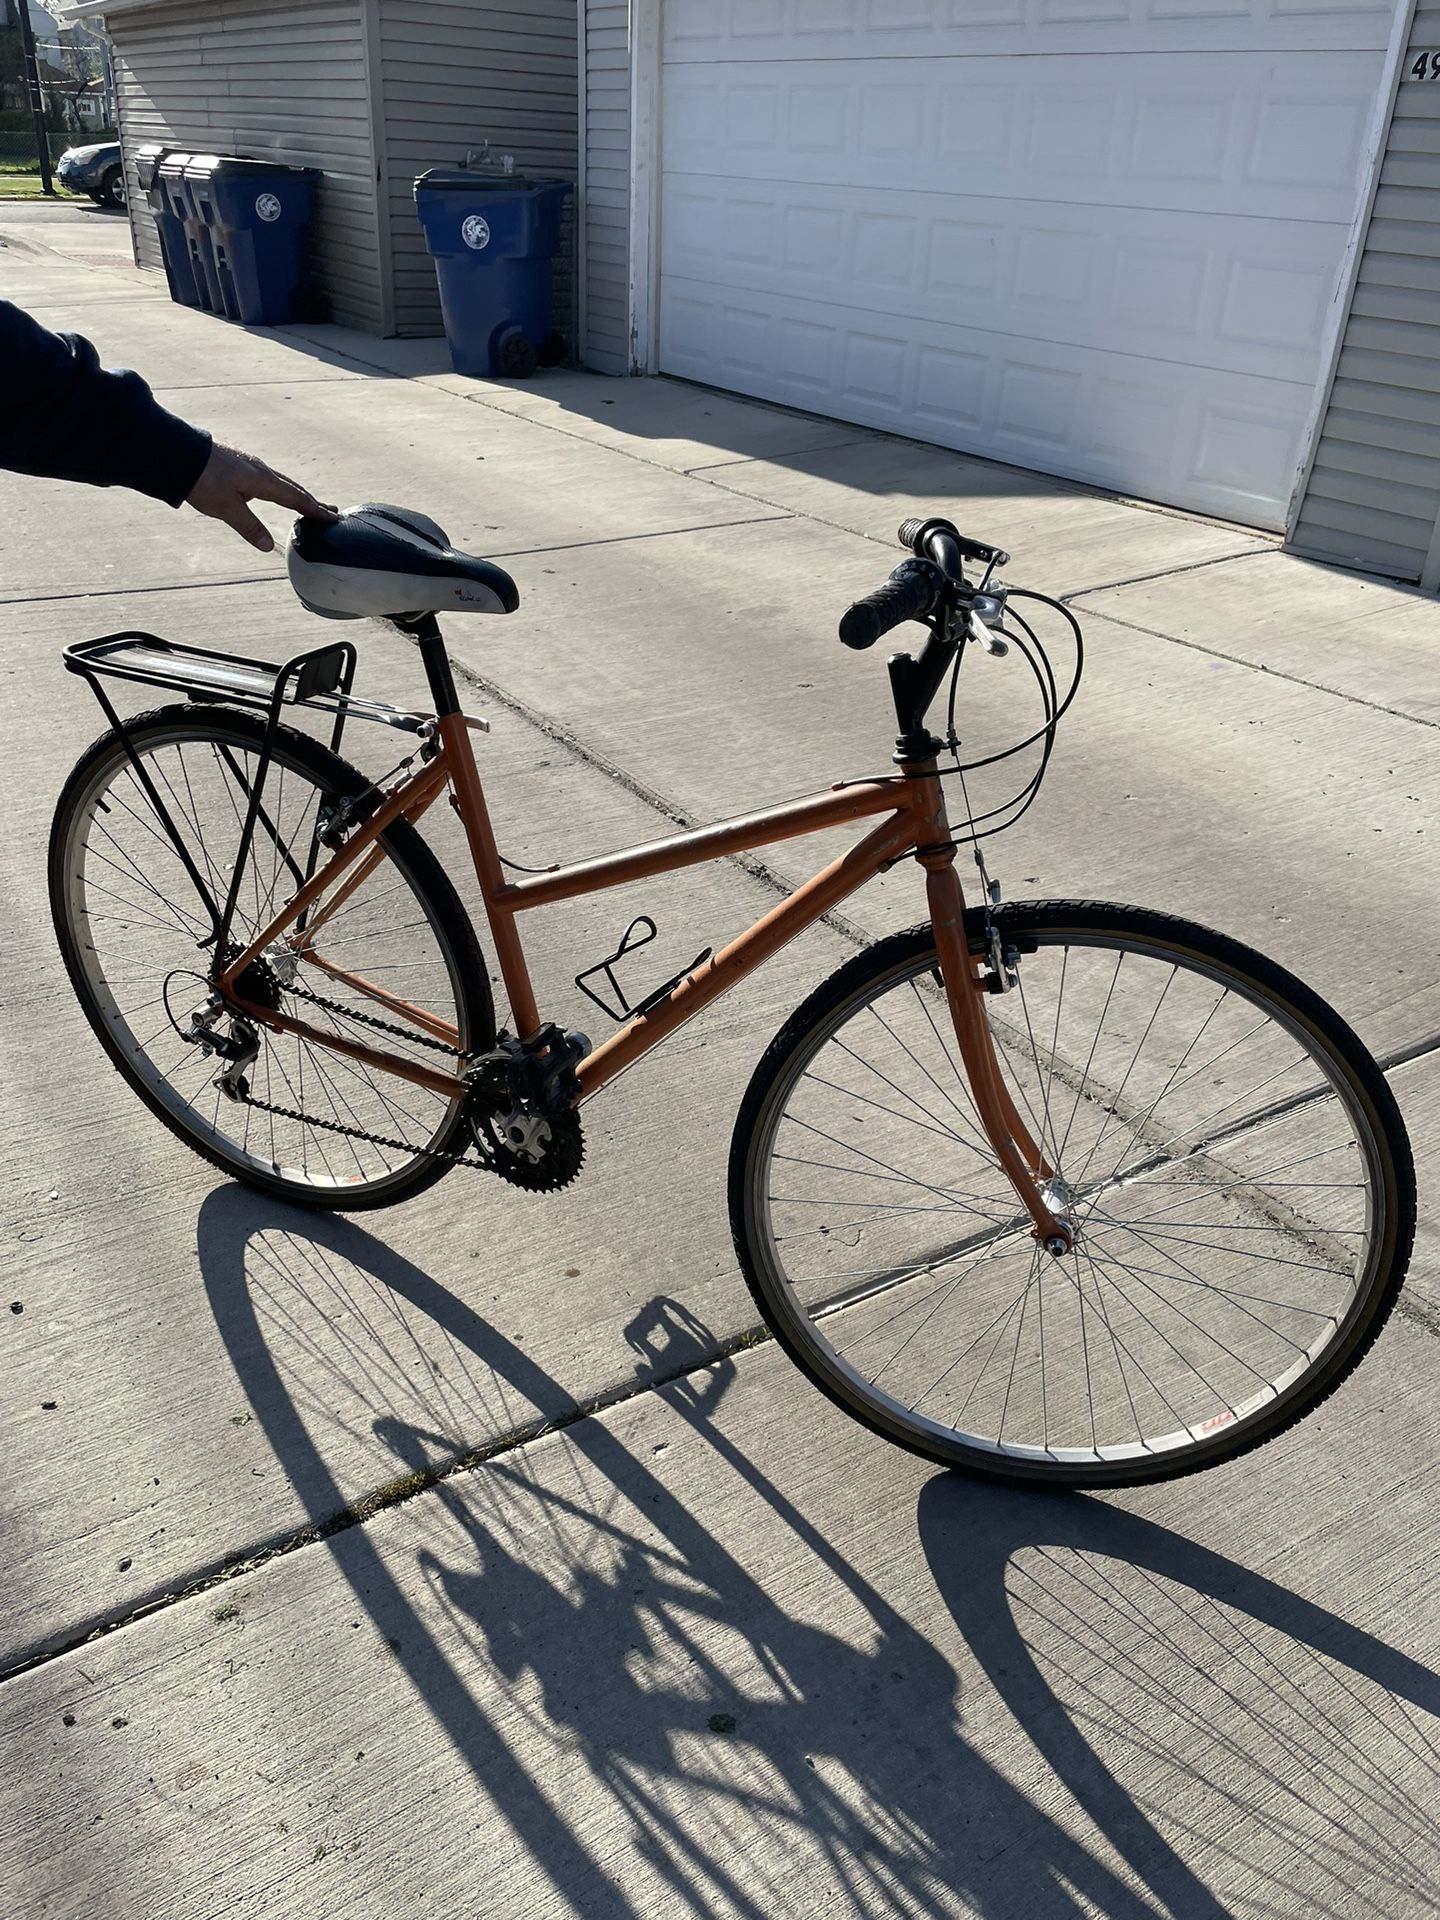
0, 299, 212, 507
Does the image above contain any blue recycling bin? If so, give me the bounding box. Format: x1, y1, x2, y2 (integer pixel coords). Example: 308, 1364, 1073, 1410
136, 145, 202, 310
158, 152, 225, 316
414, 171, 570, 378
182, 155, 320, 326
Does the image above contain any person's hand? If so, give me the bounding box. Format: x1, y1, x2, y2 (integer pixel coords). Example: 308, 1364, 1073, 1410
185, 443, 338, 552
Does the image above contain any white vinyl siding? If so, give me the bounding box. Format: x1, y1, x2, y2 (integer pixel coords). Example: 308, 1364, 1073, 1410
652, 0, 1398, 530
377, 0, 578, 338
112, 0, 383, 332
582, 0, 629, 373
1292, 1, 1440, 584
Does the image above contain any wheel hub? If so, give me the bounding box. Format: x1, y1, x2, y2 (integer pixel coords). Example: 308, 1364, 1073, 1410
1038, 1174, 1078, 1255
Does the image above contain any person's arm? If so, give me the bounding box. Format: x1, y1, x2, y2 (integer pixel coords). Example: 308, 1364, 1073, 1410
0, 297, 212, 505
0, 300, 336, 550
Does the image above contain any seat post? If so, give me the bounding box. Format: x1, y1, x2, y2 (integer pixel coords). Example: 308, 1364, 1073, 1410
404, 612, 460, 716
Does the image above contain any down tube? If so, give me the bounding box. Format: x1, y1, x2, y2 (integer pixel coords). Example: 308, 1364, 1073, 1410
575, 810, 916, 1101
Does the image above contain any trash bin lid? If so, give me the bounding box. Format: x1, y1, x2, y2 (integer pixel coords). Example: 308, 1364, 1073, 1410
413, 168, 569, 193
182, 153, 321, 182
137, 144, 176, 189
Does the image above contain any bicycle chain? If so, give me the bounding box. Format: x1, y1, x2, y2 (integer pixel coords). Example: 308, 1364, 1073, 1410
234, 1083, 499, 1173
278, 973, 468, 1057
227, 973, 582, 1186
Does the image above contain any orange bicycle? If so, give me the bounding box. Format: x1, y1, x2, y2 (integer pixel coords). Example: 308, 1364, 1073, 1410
50, 508, 1414, 1486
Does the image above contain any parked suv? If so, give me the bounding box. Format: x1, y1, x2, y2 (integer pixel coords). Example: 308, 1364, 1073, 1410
55, 142, 125, 210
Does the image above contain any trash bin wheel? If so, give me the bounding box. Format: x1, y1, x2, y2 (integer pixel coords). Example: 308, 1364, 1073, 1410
496, 328, 539, 380
537, 330, 566, 369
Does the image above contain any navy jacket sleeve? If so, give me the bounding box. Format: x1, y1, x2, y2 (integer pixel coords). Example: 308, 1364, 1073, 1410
0, 299, 212, 507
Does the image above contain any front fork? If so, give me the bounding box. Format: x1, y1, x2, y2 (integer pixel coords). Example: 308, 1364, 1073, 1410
912, 777, 1073, 1254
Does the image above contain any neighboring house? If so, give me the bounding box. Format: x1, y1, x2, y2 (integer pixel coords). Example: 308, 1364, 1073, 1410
5, 4, 109, 127
61, 0, 1440, 586
25, 0, 62, 53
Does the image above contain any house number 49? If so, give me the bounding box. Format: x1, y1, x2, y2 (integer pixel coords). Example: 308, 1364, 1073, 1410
1409, 50, 1440, 79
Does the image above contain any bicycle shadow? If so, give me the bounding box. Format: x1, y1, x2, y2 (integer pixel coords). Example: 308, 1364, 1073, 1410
916, 1478, 1440, 1919
197, 1187, 1440, 1917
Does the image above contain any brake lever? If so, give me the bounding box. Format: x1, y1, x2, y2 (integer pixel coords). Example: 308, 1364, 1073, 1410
965, 591, 1009, 658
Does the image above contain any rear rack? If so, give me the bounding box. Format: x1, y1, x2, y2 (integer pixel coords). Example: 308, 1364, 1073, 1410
63, 632, 429, 735
63, 629, 432, 960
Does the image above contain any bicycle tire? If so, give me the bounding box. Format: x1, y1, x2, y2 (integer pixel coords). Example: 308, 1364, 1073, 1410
729, 903, 1413, 1488
50, 703, 495, 1210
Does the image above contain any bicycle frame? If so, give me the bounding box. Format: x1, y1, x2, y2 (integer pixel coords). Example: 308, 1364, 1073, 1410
210, 623, 1068, 1246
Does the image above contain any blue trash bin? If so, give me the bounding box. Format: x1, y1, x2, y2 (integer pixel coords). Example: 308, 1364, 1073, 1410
183, 155, 320, 327
414, 171, 570, 378
137, 146, 202, 310
157, 151, 224, 317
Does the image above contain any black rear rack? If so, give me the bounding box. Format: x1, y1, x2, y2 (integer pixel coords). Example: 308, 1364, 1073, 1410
62, 632, 428, 736
63, 630, 431, 961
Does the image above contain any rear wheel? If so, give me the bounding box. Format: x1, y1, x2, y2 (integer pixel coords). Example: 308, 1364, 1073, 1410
50, 705, 493, 1209
730, 904, 1413, 1487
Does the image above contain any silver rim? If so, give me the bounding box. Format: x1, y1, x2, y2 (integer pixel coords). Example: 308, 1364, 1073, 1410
745, 927, 1388, 1473
61, 723, 469, 1197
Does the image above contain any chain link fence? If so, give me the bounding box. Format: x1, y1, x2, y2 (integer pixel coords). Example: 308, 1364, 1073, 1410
0, 130, 73, 165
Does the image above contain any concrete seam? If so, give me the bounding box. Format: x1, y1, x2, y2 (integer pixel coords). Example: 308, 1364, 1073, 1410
484, 513, 795, 561
681, 440, 872, 474
1061, 547, 1275, 600
1083, 604, 1440, 733
0, 1329, 773, 1690
0, 574, 277, 607
148, 376, 368, 394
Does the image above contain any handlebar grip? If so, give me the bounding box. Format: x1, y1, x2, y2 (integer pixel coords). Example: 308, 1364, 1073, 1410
838, 559, 943, 649
897, 517, 1011, 570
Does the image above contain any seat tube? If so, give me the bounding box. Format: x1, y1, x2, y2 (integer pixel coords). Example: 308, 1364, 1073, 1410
907, 770, 1068, 1247
433, 712, 542, 1044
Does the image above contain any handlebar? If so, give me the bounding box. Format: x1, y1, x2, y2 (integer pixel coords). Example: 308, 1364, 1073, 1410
837, 517, 1012, 648
838, 558, 945, 650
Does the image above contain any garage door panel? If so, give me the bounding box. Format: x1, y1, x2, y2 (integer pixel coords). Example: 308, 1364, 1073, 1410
662, 179, 1341, 384
661, 55, 1379, 225
657, 10, 1390, 527
661, 274, 1308, 525
663, 0, 1394, 60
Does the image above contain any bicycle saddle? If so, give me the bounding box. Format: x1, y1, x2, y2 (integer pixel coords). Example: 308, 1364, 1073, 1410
287, 503, 520, 620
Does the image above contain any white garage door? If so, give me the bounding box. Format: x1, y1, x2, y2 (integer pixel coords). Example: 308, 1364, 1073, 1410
656, 2, 1396, 530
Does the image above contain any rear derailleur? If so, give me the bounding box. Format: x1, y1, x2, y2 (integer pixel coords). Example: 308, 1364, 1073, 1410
171, 982, 261, 1101
464, 1024, 589, 1193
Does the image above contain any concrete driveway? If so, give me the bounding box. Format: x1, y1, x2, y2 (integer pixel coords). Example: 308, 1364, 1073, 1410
2, 223, 1438, 1918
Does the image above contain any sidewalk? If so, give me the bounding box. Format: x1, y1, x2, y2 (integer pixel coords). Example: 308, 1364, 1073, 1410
3, 228, 1439, 1918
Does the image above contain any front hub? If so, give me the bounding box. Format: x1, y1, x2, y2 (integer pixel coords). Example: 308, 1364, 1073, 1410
1037, 1175, 1077, 1256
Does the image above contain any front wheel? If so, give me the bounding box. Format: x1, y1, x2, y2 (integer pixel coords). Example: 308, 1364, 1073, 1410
729, 903, 1413, 1488
100, 167, 126, 210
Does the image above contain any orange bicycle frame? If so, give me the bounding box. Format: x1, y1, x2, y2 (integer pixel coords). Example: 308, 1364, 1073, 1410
214, 686, 1067, 1245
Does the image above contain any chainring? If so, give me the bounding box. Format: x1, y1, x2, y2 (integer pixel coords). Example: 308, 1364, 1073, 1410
467, 1106, 585, 1192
